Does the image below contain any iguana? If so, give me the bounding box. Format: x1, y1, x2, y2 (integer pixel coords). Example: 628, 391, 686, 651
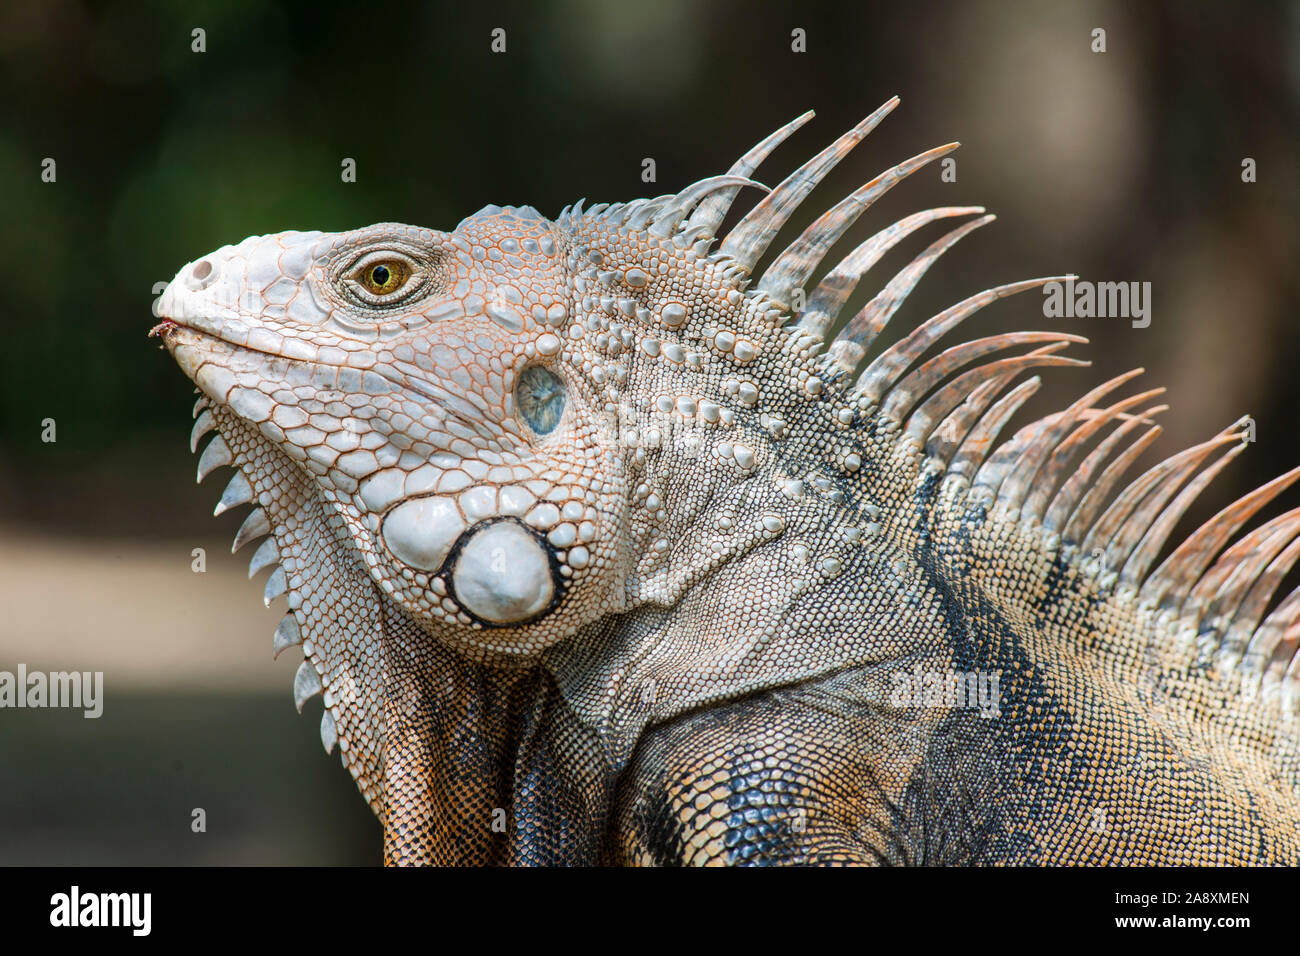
152, 98, 1300, 865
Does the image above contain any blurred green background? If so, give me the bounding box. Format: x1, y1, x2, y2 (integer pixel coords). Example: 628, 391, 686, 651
0, 0, 1297, 864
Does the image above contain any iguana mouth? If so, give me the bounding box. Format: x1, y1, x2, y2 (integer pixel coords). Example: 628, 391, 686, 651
150, 316, 316, 366
153, 316, 460, 416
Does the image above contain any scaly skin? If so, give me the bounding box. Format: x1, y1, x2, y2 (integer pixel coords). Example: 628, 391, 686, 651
155, 103, 1300, 864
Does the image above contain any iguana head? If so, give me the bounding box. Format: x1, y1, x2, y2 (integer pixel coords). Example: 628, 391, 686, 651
157, 209, 649, 665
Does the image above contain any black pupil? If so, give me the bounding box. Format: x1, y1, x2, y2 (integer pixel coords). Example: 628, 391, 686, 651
371, 265, 391, 287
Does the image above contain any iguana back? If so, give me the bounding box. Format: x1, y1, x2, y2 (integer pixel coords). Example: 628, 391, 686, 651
153, 99, 1300, 864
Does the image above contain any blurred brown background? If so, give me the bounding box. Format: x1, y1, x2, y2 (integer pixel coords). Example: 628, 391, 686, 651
0, 0, 1296, 863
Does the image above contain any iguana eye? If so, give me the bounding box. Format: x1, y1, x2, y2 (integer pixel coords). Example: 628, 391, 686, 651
339, 249, 426, 310
516, 365, 566, 435
355, 259, 411, 296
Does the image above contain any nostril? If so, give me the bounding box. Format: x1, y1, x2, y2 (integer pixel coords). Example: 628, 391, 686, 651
186, 258, 219, 292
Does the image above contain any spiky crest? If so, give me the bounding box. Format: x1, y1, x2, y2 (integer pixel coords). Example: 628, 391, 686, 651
557, 99, 1300, 717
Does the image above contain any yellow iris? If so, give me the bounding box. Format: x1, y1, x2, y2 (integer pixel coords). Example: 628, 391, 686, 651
358, 260, 410, 295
